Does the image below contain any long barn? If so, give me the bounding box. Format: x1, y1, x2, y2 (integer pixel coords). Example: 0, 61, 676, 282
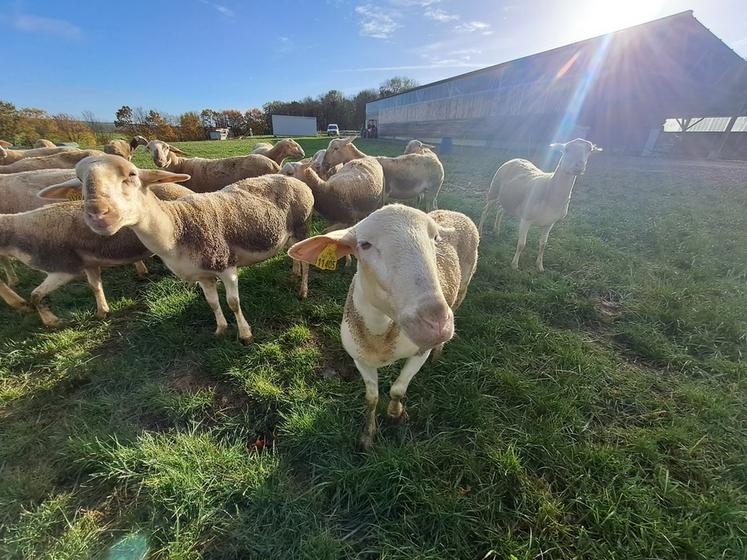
366, 11, 747, 157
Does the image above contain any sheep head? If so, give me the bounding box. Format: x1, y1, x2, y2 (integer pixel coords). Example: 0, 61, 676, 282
289, 204, 455, 350
38, 154, 190, 236
146, 139, 187, 168
322, 136, 357, 168
550, 138, 602, 175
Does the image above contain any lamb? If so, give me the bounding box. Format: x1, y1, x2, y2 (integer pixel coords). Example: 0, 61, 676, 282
0, 149, 103, 174
33, 139, 56, 148
251, 138, 305, 165
104, 136, 148, 160
145, 140, 280, 192
478, 138, 602, 271
0, 145, 78, 165
282, 158, 384, 231
289, 204, 479, 448
376, 151, 445, 210
0, 181, 194, 326
40, 154, 314, 343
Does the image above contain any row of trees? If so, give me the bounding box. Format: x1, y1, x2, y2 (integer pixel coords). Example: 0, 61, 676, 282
114, 77, 418, 141
0, 101, 106, 147
1, 77, 418, 146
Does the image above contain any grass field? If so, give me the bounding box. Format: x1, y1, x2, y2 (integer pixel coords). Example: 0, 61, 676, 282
1, 137, 746, 559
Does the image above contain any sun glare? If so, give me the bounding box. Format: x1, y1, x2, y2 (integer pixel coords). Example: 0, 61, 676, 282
572, 0, 665, 39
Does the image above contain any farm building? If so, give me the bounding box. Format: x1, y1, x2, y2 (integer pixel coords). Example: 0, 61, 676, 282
271, 115, 317, 137
366, 11, 747, 157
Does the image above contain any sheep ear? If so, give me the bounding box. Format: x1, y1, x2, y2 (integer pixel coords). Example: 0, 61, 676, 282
549, 142, 566, 151
341, 136, 356, 145
0, 140, 12, 148
168, 145, 188, 156
38, 178, 83, 200
138, 169, 191, 185
288, 228, 357, 267
592, 144, 603, 152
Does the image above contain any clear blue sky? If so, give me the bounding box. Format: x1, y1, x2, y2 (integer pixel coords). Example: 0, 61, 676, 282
2, 0, 745, 121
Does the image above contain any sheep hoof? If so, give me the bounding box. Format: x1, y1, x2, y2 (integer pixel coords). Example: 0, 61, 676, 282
359, 434, 375, 450
42, 317, 65, 328
298, 288, 308, 300
96, 309, 110, 319
537, 264, 545, 273
239, 334, 254, 345
511, 262, 519, 270
214, 325, 227, 336
385, 408, 408, 425
17, 304, 32, 314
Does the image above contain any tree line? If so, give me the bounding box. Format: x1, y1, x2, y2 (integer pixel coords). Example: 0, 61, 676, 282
0, 77, 417, 146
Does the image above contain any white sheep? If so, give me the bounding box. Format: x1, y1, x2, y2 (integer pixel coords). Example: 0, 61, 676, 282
251, 138, 305, 165
0, 145, 78, 165
145, 140, 279, 192
40, 154, 314, 343
0, 181, 193, 326
104, 136, 148, 160
0, 149, 103, 173
289, 204, 479, 448
281, 158, 384, 231
376, 151, 444, 210
33, 139, 56, 148
478, 138, 602, 271
322, 137, 444, 209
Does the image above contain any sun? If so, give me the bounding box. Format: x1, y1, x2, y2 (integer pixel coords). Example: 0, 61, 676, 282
572, 0, 665, 38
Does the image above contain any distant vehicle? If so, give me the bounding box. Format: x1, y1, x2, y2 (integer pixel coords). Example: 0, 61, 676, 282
327, 124, 340, 136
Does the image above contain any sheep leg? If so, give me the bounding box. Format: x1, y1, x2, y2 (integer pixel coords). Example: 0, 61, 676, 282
1, 257, 18, 287
83, 267, 110, 318
198, 278, 228, 337
478, 198, 497, 235
356, 360, 379, 449
386, 350, 431, 422
536, 223, 555, 273
299, 261, 309, 299
493, 206, 504, 234
31, 272, 76, 327
133, 260, 149, 277
511, 219, 531, 270
219, 268, 253, 344
0, 280, 30, 311
292, 258, 301, 277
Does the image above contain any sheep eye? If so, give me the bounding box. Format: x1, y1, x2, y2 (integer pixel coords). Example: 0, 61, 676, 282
360, 242, 372, 250
129, 172, 137, 177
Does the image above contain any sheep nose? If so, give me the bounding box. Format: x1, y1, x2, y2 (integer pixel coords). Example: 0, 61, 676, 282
86, 206, 110, 221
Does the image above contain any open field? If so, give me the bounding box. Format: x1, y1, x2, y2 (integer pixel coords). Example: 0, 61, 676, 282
1, 138, 746, 559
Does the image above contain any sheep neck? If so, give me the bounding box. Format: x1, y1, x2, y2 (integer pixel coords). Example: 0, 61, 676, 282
547, 161, 578, 206
127, 190, 177, 256
343, 143, 367, 164
265, 144, 285, 164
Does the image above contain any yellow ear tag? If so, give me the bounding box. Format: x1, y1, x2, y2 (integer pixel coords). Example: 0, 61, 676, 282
315, 244, 339, 271
66, 190, 82, 201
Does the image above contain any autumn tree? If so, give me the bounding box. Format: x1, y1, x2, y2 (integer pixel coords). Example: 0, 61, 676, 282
179, 112, 204, 141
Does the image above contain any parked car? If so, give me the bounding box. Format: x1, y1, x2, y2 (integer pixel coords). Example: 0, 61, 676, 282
327, 124, 340, 136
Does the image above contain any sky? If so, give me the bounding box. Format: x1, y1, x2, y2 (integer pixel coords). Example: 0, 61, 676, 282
1, 0, 745, 121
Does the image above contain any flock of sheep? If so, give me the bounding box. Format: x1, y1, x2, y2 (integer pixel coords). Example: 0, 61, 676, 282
0, 134, 600, 446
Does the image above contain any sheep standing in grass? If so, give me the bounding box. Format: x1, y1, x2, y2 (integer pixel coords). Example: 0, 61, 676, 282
322, 136, 444, 210
282, 158, 384, 232
251, 139, 305, 165
104, 136, 148, 160
0, 181, 194, 326
0, 169, 153, 285
289, 204, 479, 448
145, 140, 279, 192
33, 139, 56, 148
376, 151, 444, 210
0, 149, 103, 173
0, 145, 78, 165
41, 155, 314, 343
478, 138, 602, 271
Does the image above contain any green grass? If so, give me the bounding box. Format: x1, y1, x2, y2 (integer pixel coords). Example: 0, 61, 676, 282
1, 139, 746, 559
